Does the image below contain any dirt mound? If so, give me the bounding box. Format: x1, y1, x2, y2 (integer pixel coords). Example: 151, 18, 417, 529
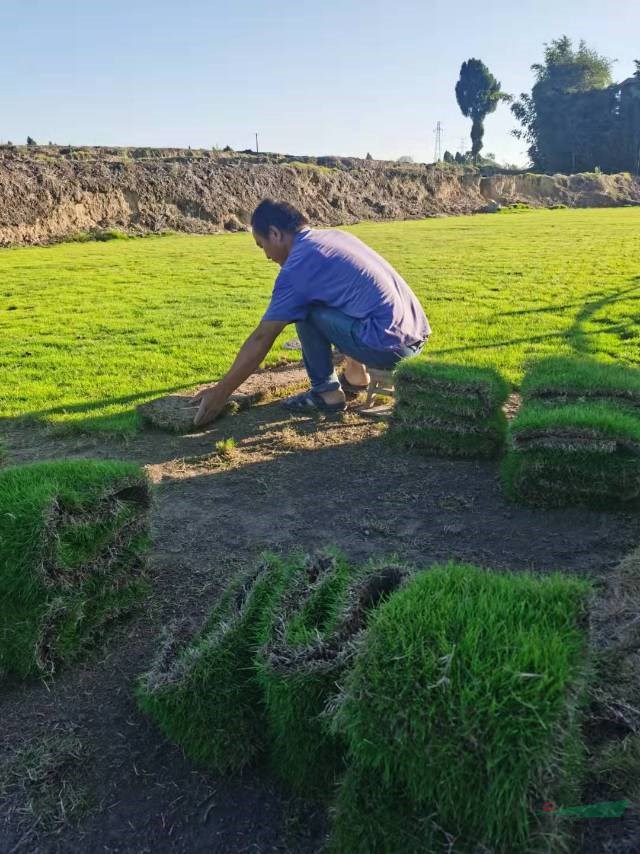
1, 146, 639, 246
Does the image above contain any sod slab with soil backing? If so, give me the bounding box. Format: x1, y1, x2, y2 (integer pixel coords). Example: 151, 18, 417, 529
0, 459, 151, 679
391, 360, 510, 458
256, 554, 413, 797
135, 554, 297, 773
521, 356, 640, 410
137, 362, 311, 434
329, 562, 592, 853
504, 358, 640, 508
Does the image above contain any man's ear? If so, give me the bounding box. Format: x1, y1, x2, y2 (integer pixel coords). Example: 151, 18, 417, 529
268, 226, 283, 243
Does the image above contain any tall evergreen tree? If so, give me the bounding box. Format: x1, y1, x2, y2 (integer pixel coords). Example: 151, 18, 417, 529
455, 59, 510, 160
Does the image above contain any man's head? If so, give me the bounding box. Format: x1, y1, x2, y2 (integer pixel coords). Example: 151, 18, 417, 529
251, 199, 309, 266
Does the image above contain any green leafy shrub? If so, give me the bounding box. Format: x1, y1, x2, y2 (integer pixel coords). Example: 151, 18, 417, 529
0, 460, 151, 678
93, 229, 129, 242
329, 563, 591, 853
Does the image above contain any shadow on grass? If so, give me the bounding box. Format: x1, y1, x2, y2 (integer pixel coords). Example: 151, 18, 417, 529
0, 382, 200, 437
434, 279, 640, 361
568, 282, 640, 356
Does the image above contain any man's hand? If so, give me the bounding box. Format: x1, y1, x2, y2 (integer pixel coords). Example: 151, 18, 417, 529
192, 384, 229, 427
191, 320, 288, 427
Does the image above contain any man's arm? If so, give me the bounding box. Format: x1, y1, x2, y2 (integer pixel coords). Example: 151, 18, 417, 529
193, 320, 288, 426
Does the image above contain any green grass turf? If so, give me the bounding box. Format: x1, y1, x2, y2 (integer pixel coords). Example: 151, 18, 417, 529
394, 359, 510, 410
328, 764, 450, 854
509, 401, 640, 451
521, 355, 640, 405
501, 449, 640, 509
329, 563, 591, 853
0, 460, 151, 678
135, 555, 297, 773
2, 208, 640, 433
256, 557, 412, 797
389, 414, 507, 458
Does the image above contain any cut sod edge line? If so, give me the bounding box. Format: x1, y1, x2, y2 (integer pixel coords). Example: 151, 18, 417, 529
40, 482, 150, 587
263, 565, 413, 675
526, 390, 640, 407
35, 573, 148, 674
395, 376, 506, 401
142, 559, 271, 692
392, 414, 504, 435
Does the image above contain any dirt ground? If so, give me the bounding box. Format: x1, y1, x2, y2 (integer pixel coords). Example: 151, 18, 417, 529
1, 391, 640, 853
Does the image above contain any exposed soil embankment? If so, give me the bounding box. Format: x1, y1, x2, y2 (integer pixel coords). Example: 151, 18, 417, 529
1, 146, 639, 246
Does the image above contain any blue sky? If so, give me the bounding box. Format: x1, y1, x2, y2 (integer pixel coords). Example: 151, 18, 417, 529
2, 0, 639, 165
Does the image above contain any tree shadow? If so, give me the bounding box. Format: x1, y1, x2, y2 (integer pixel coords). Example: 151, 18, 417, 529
567, 281, 640, 356
434, 278, 640, 361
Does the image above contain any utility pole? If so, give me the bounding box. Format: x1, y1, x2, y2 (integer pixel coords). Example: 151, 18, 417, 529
255, 133, 259, 154
433, 122, 443, 162
459, 137, 466, 155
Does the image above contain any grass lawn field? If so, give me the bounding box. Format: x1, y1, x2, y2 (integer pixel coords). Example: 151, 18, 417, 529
1, 207, 639, 434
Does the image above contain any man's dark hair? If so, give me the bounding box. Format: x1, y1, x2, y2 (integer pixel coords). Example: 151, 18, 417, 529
250, 199, 308, 237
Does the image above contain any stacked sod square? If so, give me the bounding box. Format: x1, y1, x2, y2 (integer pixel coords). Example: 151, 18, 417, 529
0, 460, 151, 679
391, 359, 510, 458
503, 356, 640, 508
328, 563, 591, 853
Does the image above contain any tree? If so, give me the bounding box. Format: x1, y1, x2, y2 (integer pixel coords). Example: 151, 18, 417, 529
455, 59, 510, 160
26, 136, 37, 146
397, 155, 414, 163
443, 150, 455, 163
365, 152, 373, 160
511, 37, 614, 172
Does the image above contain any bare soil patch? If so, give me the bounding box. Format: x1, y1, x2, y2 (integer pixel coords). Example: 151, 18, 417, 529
136, 363, 309, 434
1, 388, 640, 852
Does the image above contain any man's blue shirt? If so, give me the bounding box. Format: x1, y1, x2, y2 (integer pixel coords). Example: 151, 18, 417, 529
262, 227, 430, 351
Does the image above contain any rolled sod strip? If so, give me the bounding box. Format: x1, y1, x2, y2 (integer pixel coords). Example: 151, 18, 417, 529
329, 563, 591, 853
0, 460, 151, 679
135, 555, 298, 772
256, 559, 413, 796
521, 356, 640, 410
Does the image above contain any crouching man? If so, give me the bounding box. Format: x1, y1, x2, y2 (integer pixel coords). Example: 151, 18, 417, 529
193, 199, 430, 426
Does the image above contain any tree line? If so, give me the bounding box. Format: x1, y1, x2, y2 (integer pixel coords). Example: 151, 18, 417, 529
454, 36, 640, 174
